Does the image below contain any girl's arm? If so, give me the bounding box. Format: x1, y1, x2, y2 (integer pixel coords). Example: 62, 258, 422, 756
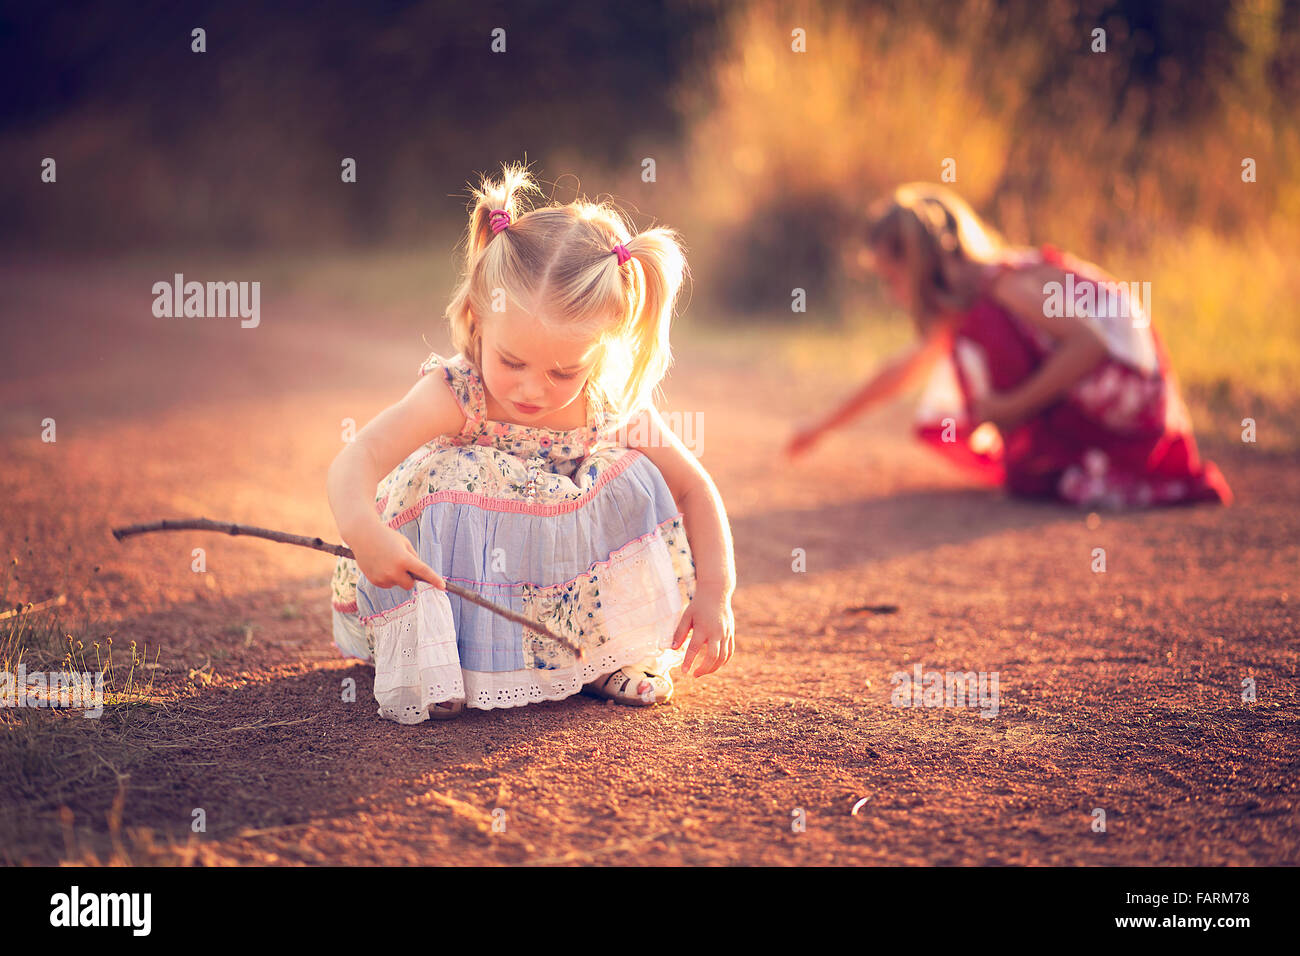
786, 323, 954, 458
325, 373, 467, 590
625, 406, 736, 677
978, 268, 1109, 430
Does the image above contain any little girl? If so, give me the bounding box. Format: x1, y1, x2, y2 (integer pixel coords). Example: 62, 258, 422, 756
327, 163, 736, 724
786, 183, 1232, 509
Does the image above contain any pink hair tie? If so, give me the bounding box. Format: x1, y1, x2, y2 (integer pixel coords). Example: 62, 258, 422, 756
612, 243, 631, 265
489, 209, 511, 234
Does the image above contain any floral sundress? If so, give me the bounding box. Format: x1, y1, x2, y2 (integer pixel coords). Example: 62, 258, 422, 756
915, 245, 1232, 508
330, 351, 696, 723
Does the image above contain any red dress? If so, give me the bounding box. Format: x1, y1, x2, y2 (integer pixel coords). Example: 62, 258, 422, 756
915, 245, 1232, 508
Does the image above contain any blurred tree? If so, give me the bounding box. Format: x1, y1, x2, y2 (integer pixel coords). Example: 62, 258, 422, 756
0, 0, 722, 249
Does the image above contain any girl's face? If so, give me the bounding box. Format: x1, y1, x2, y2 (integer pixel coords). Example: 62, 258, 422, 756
872, 247, 914, 312
479, 304, 602, 423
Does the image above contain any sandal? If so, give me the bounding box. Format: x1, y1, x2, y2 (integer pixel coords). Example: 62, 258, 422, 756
582, 667, 673, 706
429, 700, 466, 720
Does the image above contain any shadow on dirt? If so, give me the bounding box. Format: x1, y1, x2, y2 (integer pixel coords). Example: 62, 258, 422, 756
0, 586, 661, 865
730, 487, 1070, 586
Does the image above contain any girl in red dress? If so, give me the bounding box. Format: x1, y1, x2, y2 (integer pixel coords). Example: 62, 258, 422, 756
786, 183, 1231, 508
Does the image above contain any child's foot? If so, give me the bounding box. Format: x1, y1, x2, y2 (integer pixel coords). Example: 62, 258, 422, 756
583, 667, 673, 706
429, 699, 465, 720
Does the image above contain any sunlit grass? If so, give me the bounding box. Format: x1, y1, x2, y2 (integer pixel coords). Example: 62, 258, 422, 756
1, 556, 164, 711
1144, 226, 1300, 400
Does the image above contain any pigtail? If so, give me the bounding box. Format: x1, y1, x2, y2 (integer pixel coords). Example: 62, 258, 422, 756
446, 163, 541, 369
466, 162, 538, 258
611, 227, 688, 426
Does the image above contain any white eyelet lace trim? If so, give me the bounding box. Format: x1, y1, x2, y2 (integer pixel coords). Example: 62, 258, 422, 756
367, 534, 690, 724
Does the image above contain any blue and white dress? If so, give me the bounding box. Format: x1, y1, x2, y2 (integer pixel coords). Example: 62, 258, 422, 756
330, 351, 696, 724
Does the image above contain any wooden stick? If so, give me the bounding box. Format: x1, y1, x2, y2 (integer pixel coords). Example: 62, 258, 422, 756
111, 517, 582, 658
0, 593, 68, 621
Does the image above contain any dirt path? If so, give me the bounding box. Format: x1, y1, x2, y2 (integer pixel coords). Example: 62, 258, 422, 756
1, 258, 1296, 865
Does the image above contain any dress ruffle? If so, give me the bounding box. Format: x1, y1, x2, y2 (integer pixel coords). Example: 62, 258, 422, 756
362, 510, 693, 720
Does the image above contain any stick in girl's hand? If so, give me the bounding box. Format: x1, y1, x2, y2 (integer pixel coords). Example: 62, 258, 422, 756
110, 517, 583, 659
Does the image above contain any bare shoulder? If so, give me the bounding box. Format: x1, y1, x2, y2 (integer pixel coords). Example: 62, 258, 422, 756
988, 260, 1077, 325
353, 368, 468, 475
988, 261, 1110, 344
402, 367, 468, 439
620, 406, 661, 444
621, 406, 706, 505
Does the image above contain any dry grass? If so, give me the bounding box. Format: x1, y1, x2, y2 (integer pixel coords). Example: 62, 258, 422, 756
1, 554, 177, 865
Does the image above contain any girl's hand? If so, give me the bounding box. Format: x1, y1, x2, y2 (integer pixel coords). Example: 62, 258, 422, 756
785, 424, 826, 461
672, 590, 735, 677
349, 523, 446, 591
971, 391, 1023, 434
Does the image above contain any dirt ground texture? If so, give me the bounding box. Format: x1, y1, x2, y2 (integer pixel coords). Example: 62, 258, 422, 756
1, 258, 1296, 866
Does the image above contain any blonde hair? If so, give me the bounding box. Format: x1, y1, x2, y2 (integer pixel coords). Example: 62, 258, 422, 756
866, 183, 1004, 331
445, 162, 688, 431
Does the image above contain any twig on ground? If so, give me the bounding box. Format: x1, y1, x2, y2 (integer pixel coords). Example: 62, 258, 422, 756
0, 594, 67, 621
